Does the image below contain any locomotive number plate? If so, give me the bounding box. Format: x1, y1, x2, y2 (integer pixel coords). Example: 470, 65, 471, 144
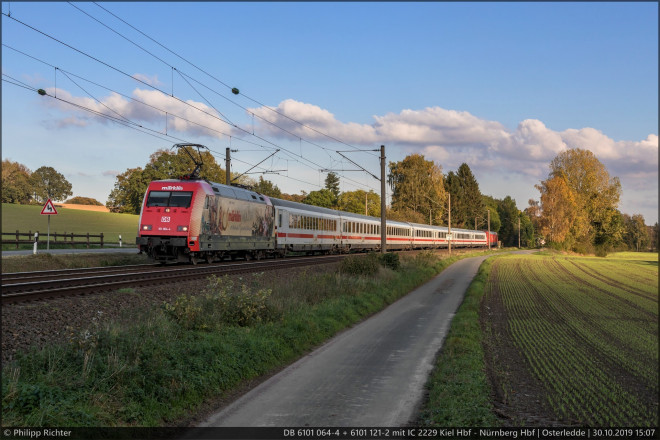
161, 216, 171, 222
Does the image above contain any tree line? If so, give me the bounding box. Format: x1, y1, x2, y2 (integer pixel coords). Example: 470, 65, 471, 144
3, 148, 656, 253
2, 160, 74, 204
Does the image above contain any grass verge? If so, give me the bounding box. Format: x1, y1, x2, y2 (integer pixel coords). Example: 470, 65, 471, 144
417, 256, 499, 426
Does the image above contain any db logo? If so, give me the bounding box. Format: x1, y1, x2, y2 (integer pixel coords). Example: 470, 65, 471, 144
161, 216, 171, 222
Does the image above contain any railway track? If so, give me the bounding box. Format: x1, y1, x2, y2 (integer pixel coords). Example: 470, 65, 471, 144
1, 255, 346, 305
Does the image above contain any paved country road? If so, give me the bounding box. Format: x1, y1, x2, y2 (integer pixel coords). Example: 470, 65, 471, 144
201, 254, 491, 427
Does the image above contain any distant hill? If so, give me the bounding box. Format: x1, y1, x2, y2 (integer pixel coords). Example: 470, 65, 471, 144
64, 196, 104, 206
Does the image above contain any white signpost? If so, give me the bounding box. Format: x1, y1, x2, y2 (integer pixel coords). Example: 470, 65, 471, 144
40, 199, 58, 250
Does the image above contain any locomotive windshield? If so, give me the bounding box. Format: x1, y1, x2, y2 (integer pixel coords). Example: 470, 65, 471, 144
146, 191, 193, 208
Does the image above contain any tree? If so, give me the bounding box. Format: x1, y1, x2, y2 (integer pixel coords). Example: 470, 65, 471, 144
1, 159, 33, 204
548, 148, 621, 247
624, 214, 650, 252
107, 148, 229, 214
107, 167, 148, 213
482, 195, 501, 233
324, 172, 340, 200
253, 176, 282, 198
386, 206, 426, 224
302, 189, 336, 209
30, 166, 73, 203
388, 154, 445, 225
445, 163, 485, 229
497, 196, 520, 247
65, 196, 103, 206
338, 190, 380, 217
535, 176, 579, 245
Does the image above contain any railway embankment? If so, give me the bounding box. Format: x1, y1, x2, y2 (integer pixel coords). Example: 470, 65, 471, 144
1, 249, 484, 427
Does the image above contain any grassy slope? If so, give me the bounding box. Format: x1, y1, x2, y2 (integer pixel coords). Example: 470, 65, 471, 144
1, 203, 139, 245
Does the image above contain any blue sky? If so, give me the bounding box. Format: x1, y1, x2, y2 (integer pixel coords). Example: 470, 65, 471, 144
2, 2, 658, 223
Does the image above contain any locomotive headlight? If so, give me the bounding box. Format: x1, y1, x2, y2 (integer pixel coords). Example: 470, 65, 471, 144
141, 224, 152, 231
177, 225, 189, 232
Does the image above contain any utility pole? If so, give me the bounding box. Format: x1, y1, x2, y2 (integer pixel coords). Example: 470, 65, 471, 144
448, 193, 451, 256
380, 145, 386, 254
518, 216, 521, 249
487, 208, 491, 251
225, 147, 231, 186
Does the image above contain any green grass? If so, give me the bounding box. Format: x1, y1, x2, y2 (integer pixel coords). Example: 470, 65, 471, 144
2, 249, 488, 427
484, 252, 658, 426
1, 203, 139, 248
418, 257, 499, 427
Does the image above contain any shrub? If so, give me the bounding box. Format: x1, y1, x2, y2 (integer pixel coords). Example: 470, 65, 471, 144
413, 250, 439, 268
163, 276, 277, 330
339, 253, 380, 276
378, 252, 400, 270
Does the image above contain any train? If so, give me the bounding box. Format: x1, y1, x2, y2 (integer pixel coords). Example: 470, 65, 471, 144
136, 178, 497, 264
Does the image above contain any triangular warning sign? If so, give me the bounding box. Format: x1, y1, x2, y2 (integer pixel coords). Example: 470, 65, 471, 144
41, 199, 58, 215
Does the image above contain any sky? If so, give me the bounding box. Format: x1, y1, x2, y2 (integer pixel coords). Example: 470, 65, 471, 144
2, 2, 658, 224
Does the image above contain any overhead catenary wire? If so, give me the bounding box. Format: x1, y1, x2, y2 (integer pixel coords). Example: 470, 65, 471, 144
90, 2, 377, 159
2, 9, 381, 195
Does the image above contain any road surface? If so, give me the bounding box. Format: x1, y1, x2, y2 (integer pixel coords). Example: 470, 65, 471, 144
201, 254, 490, 427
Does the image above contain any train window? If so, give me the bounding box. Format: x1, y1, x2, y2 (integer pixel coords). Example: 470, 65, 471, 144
170, 192, 193, 207
147, 191, 193, 208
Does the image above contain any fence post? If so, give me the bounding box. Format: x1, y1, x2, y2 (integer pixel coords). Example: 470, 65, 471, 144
70, 232, 74, 247
86, 232, 90, 249
16, 230, 20, 249
33, 232, 38, 255
100, 232, 104, 248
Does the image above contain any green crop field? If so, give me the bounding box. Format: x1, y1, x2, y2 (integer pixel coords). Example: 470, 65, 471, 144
482, 252, 658, 426
1, 203, 140, 248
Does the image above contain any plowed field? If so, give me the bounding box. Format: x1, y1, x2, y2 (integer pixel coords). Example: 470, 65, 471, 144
481, 252, 658, 426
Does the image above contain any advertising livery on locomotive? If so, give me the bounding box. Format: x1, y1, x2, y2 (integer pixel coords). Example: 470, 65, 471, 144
136, 178, 497, 264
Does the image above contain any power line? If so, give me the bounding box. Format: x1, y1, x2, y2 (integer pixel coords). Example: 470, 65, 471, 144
3, 10, 381, 194
88, 3, 379, 158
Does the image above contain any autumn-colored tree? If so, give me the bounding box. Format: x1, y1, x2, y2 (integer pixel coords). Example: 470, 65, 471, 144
385, 206, 426, 224
338, 190, 380, 217
548, 148, 621, 246
388, 154, 445, 225
535, 176, 579, 244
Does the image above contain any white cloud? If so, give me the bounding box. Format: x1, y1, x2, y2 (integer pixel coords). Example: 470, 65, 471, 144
131, 73, 163, 87
39, 90, 658, 218
42, 87, 240, 139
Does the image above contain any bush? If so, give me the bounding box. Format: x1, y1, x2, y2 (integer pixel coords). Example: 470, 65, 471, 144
378, 252, 400, 270
339, 253, 380, 276
413, 250, 439, 268
163, 276, 277, 329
